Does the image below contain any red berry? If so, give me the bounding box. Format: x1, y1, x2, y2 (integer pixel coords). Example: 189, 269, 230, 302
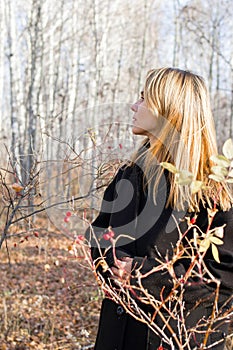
66, 211, 72, 217
64, 216, 69, 223
119, 143, 123, 149
103, 233, 110, 240
190, 217, 196, 224
34, 231, 39, 237
76, 235, 84, 243
108, 229, 115, 238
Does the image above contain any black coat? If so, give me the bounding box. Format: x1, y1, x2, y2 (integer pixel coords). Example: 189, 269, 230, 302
86, 163, 233, 350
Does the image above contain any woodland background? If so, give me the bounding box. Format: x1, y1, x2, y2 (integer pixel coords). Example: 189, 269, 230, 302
0, 0, 233, 349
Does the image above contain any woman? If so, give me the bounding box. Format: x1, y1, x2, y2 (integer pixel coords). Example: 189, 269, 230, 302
86, 68, 233, 350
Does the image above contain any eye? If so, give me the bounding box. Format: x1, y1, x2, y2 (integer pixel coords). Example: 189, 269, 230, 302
140, 91, 144, 100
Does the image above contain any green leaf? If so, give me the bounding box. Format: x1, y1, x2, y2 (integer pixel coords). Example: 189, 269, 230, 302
209, 236, 224, 245
211, 244, 220, 263
208, 174, 225, 182
210, 155, 230, 167
160, 162, 178, 174
190, 180, 203, 194
176, 170, 193, 185
211, 166, 228, 177
222, 138, 233, 160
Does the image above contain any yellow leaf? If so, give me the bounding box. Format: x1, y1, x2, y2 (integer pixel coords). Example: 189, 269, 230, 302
199, 239, 210, 252
176, 170, 193, 185
210, 154, 230, 167
210, 236, 224, 245
222, 138, 233, 160
209, 174, 225, 182
211, 166, 228, 177
213, 226, 224, 238
160, 162, 178, 174
190, 180, 203, 194
211, 244, 220, 263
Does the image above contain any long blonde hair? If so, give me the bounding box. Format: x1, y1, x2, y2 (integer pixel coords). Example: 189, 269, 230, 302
133, 67, 232, 211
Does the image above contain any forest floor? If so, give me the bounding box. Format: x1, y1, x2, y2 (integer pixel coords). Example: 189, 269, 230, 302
0, 223, 101, 350
0, 222, 232, 350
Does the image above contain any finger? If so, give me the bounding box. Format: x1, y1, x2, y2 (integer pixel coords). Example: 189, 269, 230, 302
111, 267, 121, 277
111, 267, 117, 275
114, 259, 126, 269
111, 267, 124, 278
120, 257, 132, 261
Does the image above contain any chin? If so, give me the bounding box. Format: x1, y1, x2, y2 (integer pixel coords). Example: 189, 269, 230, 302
132, 126, 146, 135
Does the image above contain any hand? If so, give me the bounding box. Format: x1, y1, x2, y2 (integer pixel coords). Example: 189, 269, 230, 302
111, 257, 133, 281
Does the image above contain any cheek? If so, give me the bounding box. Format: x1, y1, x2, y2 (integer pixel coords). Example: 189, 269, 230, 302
148, 115, 157, 128
142, 111, 157, 127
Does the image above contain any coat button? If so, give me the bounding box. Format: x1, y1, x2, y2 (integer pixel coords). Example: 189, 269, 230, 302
116, 305, 124, 316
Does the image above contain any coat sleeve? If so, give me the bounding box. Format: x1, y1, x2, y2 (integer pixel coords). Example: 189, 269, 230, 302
85, 168, 131, 270
85, 170, 119, 248
130, 208, 233, 307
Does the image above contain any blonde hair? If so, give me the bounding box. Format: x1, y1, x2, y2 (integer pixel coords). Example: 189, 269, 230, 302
133, 67, 232, 211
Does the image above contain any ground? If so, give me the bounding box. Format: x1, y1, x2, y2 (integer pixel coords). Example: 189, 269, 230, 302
0, 228, 101, 350
0, 226, 232, 350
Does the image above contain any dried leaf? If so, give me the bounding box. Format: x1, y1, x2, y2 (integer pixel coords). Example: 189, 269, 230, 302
12, 183, 24, 192
160, 162, 178, 174
96, 258, 109, 273
222, 138, 233, 160
211, 244, 220, 263
228, 169, 233, 177
211, 166, 228, 177
176, 170, 193, 185
199, 238, 210, 252
44, 264, 50, 272
208, 174, 225, 182
210, 155, 230, 167
213, 226, 224, 238
190, 180, 203, 194
207, 208, 218, 218
210, 236, 224, 245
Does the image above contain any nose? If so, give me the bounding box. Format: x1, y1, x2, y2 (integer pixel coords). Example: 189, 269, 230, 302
131, 101, 138, 112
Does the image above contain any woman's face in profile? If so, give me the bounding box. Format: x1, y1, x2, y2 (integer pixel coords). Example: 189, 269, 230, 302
131, 92, 158, 140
